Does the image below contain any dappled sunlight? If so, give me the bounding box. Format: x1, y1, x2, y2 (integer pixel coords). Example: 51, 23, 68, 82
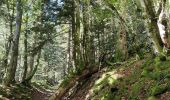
1, 0, 170, 99
86, 69, 124, 99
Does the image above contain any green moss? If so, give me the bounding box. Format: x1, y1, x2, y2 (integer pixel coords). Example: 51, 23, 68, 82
141, 69, 149, 77
91, 57, 170, 99
113, 96, 121, 100
60, 75, 75, 88
147, 96, 157, 100
149, 70, 161, 80
0, 85, 31, 100
150, 84, 167, 96
142, 59, 153, 68
130, 82, 142, 96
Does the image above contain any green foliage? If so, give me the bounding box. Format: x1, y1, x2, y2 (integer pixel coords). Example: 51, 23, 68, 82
147, 96, 157, 100
91, 58, 170, 99
1, 0, 170, 99
59, 70, 77, 88
0, 84, 31, 100
150, 84, 167, 96
91, 70, 118, 99
114, 49, 125, 62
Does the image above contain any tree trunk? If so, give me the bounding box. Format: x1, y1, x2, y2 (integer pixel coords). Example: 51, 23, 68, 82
72, 0, 82, 73
71, 0, 76, 70
143, 0, 163, 53
119, 22, 128, 60
22, 12, 28, 81
67, 24, 72, 73
4, 0, 22, 86
50, 65, 98, 100
157, 0, 170, 54
82, 0, 90, 65
22, 51, 41, 85
75, 0, 81, 70
28, 54, 35, 78
3, 0, 14, 75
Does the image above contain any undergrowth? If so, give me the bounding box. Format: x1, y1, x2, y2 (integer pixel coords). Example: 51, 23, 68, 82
90, 56, 170, 100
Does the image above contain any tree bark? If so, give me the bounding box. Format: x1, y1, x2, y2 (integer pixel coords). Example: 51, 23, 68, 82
4, 0, 22, 86
143, 0, 163, 53
71, 0, 76, 70
3, 0, 14, 75
72, 0, 82, 73
67, 24, 72, 73
157, 0, 170, 54
51, 65, 99, 100
22, 51, 41, 85
82, 0, 90, 65
22, 12, 28, 81
75, 0, 81, 70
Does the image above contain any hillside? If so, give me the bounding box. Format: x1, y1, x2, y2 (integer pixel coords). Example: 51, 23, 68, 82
51, 56, 170, 100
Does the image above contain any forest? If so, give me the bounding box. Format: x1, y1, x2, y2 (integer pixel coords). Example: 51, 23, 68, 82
1, 0, 170, 100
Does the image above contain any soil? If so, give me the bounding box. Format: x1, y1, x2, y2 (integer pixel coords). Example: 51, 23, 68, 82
31, 87, 53, 100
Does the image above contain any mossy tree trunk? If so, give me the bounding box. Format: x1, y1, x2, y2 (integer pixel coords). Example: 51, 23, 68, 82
157, 0, 170, 54
22, 51, 41, 85
4, 0, 22, 86
22, 12, 28, 81
2, 0, 14, 78
72, 0, 82, 73
143, 0, 164, 53
82, 0, 90, 65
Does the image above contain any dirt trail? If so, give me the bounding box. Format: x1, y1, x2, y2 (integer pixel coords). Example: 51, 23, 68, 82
31, 87, 53, 100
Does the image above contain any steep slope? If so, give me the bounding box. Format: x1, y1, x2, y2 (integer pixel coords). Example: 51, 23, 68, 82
52, 57, 170, 100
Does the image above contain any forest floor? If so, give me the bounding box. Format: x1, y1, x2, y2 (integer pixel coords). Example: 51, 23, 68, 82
2, 56, 170, 100
31, 86, 53, 100
53, 56, 170, 100
0, 83, 54, 100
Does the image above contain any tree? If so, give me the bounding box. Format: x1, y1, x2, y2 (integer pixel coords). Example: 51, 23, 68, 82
142, 0, 170, 55
82, 0, 90, 64
4, 0, 23, 86
22, 10, 28, 81
2, 0, 15, 74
